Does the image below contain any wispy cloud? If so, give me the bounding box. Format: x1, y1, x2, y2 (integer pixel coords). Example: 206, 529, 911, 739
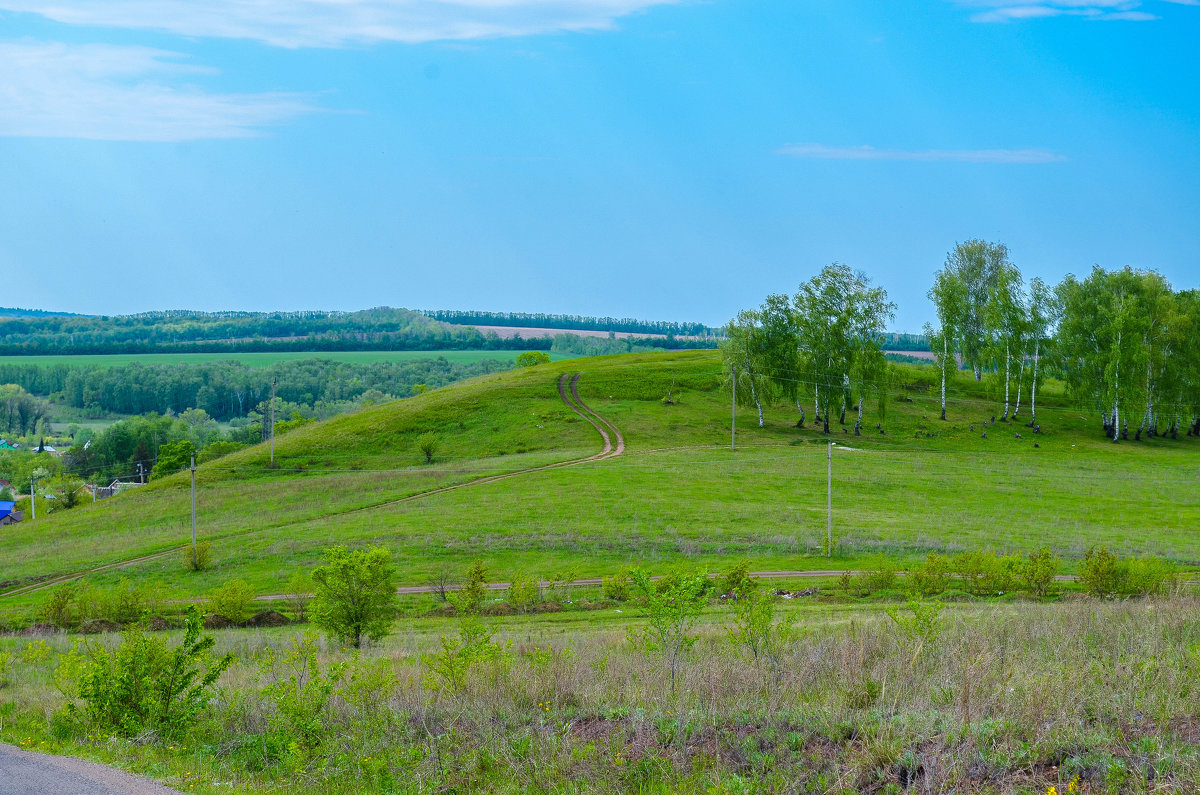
777, 143, 1067, 164
949, 0, 1195, 21
0, 41, 320, 140
0, 0, 679, 49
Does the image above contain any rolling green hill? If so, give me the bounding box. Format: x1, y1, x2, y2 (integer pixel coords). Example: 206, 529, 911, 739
2, 350, 1198, 616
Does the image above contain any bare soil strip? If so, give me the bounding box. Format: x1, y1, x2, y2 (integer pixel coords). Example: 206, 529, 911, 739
1, 372, 622, 600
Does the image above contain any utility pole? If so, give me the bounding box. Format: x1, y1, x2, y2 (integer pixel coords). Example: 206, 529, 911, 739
731, 365, 736, 451
30, 477, 35, 520
190, 454, 197, 563
826, 440, 833, 557
269, 376, 277, 467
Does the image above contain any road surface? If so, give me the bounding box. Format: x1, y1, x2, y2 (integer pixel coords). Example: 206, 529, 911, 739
0, 743, 178, 794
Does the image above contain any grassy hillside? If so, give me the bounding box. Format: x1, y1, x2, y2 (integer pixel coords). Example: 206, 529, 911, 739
2, 350, 1198, 614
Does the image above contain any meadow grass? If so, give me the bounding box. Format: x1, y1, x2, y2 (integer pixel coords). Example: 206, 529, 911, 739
2, 350, 1198, 616
2, 594, 1199, 793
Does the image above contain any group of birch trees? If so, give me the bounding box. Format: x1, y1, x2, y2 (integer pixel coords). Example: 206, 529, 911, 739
722, 264, 895, 435
927, 240, 1200, 442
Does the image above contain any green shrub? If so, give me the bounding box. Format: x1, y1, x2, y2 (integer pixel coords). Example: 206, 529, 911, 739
38, 582, 80, 630
72, 605, 233, 737
629, 568, 710, 694
602, 568, 633, 602
284, 569, 312, 623
453, 560, 489, 615
182, 540, 213, 572
506, 574, 540, 614
0, 651, 11, 688
210, 579, 255, 625
311, 546, 398, 648
1080, 545, 1124, 599
515, 351, 551, 367
258, 633, 347, 751
909, 553, 953, 596
885, 599, 945, 663
953, 551, 1019, 596
1019, 548, 1059, 596
717, 561, 757, 597
1124, 556, 1176, 596
417, 432, 440, 465
423, 615, 506, 694
82, 579, 161, 625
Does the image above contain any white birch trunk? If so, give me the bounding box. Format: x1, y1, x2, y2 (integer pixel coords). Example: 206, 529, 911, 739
748, 372, 764, 428
1002, 343, 1010, 420
1112, 334, 1121, 443
940, 334, 947, 421
1030, 338, 1039, 424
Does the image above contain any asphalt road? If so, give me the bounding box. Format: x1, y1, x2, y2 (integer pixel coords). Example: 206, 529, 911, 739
0, 743, 178, 794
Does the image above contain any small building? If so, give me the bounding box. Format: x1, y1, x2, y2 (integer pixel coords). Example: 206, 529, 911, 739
0, 500, 22, 525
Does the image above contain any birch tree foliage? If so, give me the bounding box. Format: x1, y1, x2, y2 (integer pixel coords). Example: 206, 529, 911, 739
721, 309, 774, 428
1025, 276, 1060, 426
758, 293, 802, 420
983, 260, 1027, 422
926, 268, 968, 420
793, 264, 894, 435
942, 240, 1010, 381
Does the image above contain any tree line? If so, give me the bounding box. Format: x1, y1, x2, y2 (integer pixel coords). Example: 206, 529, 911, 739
928, 240, 1200, 440
0, 356, 513, 422
726, 243, 1200, 443
424, 309, 719, 337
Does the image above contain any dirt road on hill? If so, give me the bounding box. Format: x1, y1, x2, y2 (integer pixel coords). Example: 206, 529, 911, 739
0, 372, 623, 600
0, 744, 178, 794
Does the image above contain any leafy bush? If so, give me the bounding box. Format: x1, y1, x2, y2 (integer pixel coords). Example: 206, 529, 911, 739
82, 579, 161, 626
717, 561, 757, 597
423, 615, 507, 694
311, 546, 398, 648
1125, 556, 1176, 597
210, 579, 255, 625
182, 540, 213, 572
885, 599, 945, 663
453, 560, 489, 616
0, 651, 11, 688
728, 589, 796, 689
71, 606, 232, 737
38, 582, 80, 630
629, 568, 710, 694
1019, 548, 1059, 596
417, 432, 440, 465
1080, 545, 1124, 599
601, 568, 633, 602
506, 574, 540, 614
908, 553, 953, 596
515, 351, 551, 367
953, 550, 1019, 596
258, 633, 347, 752
284, 569, 312, 623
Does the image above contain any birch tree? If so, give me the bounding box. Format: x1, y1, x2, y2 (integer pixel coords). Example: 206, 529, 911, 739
983, 261, 1027, 422
794, 264, 894, 435
926, 268, 968, 420
758, 294, 803, 425
942, 240, 1010, 381
1025, 276, 1059, 427
722, 309, 773, 428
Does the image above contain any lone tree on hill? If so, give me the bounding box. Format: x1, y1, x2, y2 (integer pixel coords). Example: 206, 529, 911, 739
311, 545, 399, 648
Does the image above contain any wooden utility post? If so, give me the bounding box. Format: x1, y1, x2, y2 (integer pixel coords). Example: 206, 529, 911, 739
190, 454, 197, 562
731, 365, 736, 451
826, 440, 833, 557
269, 377, 278, 467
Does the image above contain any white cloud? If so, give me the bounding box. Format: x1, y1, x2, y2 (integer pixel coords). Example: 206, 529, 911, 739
0, 0, 678, 49
950, 0, 1190, 21
0, 41, 319, 140
777, 143, 1067, 164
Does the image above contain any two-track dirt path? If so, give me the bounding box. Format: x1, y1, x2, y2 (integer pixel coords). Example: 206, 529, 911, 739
1, 372, 624, 601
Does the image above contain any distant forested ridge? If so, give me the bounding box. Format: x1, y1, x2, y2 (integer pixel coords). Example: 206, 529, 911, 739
424, 309, 721, 338
0, 307, 82, 318
0, 307, 552, 355
0, 357, 510, 421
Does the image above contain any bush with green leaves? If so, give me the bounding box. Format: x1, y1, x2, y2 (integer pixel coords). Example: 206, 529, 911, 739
258, 633, 347, 752
284, 569, 312, 622
506, 574, 540, 614
1080, 545, 1124, 599
1125, 555, 1176, 596
728, 589, 797, 689
453, 560, 489, 615
423, 614, 506, 695
82, 579, 161, 626
38, 582, 81, 630
69, 605, 233, 737
885, 599, 945, 663
182, 540, 213, 572
717, 561, 757, 597
953, 550, 1020, 596
210, 579, 256, 625
515, 351, 552, 367
908, 553, 953, 596
628, 568, 710, 694
311, 546, 398, 648
0, 651, 11, 688
1018, 548, 1060, 597
417, 432, 440, 465
601, 568, 633, 602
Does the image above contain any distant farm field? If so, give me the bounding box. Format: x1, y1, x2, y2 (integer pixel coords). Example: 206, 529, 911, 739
0, 350, 576, 368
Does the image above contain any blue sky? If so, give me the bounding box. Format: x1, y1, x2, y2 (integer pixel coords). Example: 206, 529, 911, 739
1, 0, 1197, 331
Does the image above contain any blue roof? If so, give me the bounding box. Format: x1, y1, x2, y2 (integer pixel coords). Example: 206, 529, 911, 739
0, 500, 14, 517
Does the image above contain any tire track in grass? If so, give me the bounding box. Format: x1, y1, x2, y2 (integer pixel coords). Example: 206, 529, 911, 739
1, 372, 623, 600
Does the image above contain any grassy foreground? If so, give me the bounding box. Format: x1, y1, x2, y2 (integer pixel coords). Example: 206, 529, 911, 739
2, 595, 1199, 793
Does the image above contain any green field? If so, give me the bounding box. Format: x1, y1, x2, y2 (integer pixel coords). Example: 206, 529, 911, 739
0, 349, 576, 369
3, 350, 1200, 794
2, 350, 1197, 610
